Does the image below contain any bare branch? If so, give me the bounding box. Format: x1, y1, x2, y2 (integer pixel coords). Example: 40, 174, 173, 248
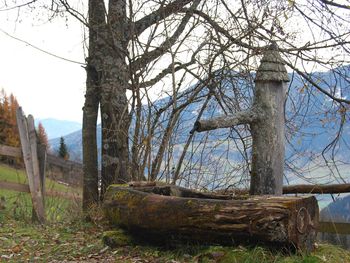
132, 0, 195, 37
130, 0, 200, 71
0, 0, 37, 12
284, 60, 350, 104
319, 0, 350, 9
194, 109, 259, 133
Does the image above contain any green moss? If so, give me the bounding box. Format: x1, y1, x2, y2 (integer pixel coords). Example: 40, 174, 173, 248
102, 229, 132, 248
214, 203, 221, 212
192, 244, 350, 263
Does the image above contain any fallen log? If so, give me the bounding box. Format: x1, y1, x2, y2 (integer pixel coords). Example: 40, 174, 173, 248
104, 185, 319, 251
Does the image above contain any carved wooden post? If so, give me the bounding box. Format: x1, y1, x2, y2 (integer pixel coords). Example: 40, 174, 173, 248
249, 43, 289, 195
194, 43, 289, 195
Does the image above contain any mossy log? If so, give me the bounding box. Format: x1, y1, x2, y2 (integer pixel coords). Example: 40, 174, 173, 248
104, 185, 319, 251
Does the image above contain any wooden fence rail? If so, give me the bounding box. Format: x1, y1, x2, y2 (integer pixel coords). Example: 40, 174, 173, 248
0, 180, 81, 200
0, 144, 82, 170
319, 222, 350, 235
0, 144, 22, 158
0, 143, 82, 200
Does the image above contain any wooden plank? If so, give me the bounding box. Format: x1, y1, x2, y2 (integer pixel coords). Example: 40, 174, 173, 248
0, 144, 22, 158
0, 180, 81, 200
319, 222, 350, 235
16, 108, 46, 224
46, 190, 82, 200
283, 184, 350, 194
46, 154, 82, 170
0, 180, 30, 193
27, 115, 46, 223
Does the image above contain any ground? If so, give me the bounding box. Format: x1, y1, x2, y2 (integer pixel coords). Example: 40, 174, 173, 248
2, 206, 350, 262
1, 164, 350, 262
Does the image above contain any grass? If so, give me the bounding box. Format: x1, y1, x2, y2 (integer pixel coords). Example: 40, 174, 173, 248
1, 215, 350, 263
0, 163, 81, 193
0, 163, 81, 222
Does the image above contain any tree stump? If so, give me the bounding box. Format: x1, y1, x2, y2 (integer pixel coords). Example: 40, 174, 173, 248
104, 185, 319, 251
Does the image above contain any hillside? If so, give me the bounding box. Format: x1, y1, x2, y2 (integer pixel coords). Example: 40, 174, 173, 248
320, 195, 350, 249
49, 67, 350, 179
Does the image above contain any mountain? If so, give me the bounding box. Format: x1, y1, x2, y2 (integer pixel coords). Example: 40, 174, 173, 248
321, 194, 350, 223
35, 118, 82, 139
319, 194, 350, 249
49, 125, 99, 163
49, 66, 350, 184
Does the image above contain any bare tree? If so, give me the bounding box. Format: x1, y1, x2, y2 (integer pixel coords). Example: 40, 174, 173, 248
3, 0, 350, 206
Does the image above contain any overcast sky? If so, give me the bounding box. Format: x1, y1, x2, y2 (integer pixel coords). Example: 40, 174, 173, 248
0, 9, 86, 123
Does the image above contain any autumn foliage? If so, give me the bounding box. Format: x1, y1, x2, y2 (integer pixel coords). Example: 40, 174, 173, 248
0, 89, 20, 147
37, 122, 49, 150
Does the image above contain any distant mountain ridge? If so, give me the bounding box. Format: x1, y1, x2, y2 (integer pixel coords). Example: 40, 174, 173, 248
48, 66, 350, 182
35, 118, 82, 139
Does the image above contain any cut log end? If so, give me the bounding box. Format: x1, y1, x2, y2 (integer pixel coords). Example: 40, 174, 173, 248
104, 185, 319, 252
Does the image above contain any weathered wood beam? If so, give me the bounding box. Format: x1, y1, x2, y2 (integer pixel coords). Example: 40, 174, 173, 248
319, 222, 350, 235
46, 154, 82, 170
283, 183, 350, 194
0, 180, 82, 200
0, 144, 22, 158
16, 108, 45, 224
193, 109, 258, 132
104, 185, 319, 251
129, 183, 233, 200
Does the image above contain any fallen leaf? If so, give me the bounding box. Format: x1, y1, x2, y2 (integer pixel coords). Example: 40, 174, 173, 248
11, 245, 22, 253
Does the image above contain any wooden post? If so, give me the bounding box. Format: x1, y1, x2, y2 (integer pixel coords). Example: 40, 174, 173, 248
16, 108, 45, 224
194, 43, 289, 195
249, 43, 289, 195
37, 143, 47, 207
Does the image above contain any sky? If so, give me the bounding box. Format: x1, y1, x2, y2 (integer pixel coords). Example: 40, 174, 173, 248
0, 7, 86, 123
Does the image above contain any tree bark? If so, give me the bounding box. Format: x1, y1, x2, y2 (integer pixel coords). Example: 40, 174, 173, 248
194, 109, 258, 132
249, 44, 289, 195
100, 61, 130, 194
104, 185, 319, 251
100, 0, 130, 196
82, 0, 105, 210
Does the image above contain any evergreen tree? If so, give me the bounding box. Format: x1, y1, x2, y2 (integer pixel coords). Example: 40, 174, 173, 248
58, 137, 69, 160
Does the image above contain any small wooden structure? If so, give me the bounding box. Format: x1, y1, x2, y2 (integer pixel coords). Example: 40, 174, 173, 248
104, 45, 320, 251
104, 185, 319, 251
195, 43, 289, 195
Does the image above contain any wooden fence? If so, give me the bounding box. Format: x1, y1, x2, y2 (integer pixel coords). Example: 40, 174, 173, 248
0, 108, 82, 223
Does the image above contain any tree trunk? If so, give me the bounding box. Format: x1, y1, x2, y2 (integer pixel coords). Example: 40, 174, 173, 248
82, 0, 105, 210
82, 81, 100, 210
104, 185, 319, 251
100, 63, 130, 194
249, 44, 289, 195
100, 0, 130, 196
